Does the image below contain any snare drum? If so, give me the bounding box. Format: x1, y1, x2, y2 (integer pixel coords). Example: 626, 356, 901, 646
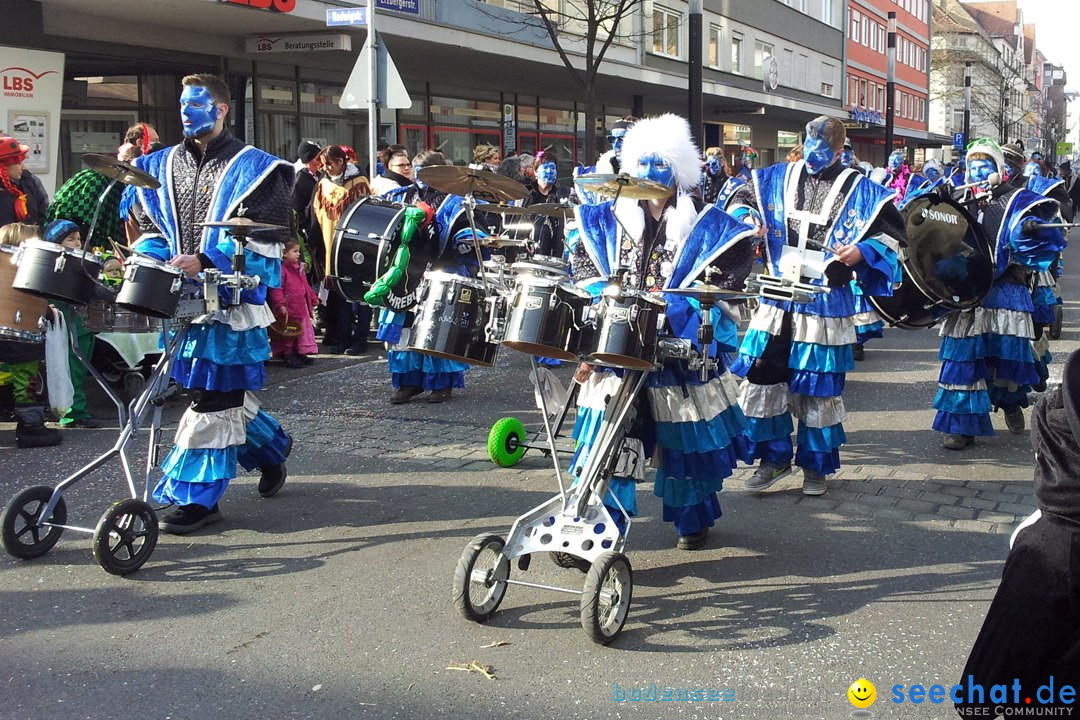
13, 239, 102, 306
511, 255, 570, 278
0, 245, 47, 343
582, 288, 666, 370
501, 274, 589, 361
116, 255, 186, 318
83, 298, 158, 333
407, 271, 499, 367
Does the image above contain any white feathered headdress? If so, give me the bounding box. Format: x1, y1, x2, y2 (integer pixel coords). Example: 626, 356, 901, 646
618, 113, 701, 193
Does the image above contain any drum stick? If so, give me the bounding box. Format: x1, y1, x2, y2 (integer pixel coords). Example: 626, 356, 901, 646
949, 173, 1001, 193
1021, 220, 1080, 234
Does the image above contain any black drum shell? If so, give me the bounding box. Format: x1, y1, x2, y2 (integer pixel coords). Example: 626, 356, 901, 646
867, 279, 950, 329
115, 260, 183, 319
408, 274, 498, 367
501, 279, 588, 361
13, 241, 101, 306
583, 292, 663, 370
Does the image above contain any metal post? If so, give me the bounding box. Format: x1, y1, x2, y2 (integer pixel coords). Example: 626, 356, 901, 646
367, 0, 378, 179
885, 12, 896, 158
963, 61, 972, 151
688, 0, 703, 147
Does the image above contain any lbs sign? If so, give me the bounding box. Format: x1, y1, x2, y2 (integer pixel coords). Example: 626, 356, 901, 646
1, 66, 58, 98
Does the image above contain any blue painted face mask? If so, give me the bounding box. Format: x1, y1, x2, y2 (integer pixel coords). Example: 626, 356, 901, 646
888, 152, 903, 172
839, 148, 854, 168
180, 85, 220, 139
636, 152, 674, 188
608, 129, 628, 162
537, 162, 558, 186
1024, 161, 1043, 178
802, 135, 837, 176
924, 164, 942, 182
967, 158, 996, 183
705, 155, 721, 175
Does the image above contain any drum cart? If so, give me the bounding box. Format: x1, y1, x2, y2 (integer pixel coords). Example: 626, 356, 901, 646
455, 356, 643, 644
486, 365, 579, 467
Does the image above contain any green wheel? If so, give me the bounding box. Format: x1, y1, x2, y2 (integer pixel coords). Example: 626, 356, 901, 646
487, 417, 527, 467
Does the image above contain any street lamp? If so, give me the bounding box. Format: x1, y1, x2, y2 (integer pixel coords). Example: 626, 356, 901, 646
688, 0, 702, 146
885, 12, 896, 159
963, 61, 971, 152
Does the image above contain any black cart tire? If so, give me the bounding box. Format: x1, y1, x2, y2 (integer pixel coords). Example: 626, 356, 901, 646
452, 533, 509, 622
1, 486, 67, 560
93, 499, 158, 576
580, 551, 633, 645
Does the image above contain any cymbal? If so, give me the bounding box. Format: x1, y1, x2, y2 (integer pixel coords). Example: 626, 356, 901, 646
486, 204, 535, 216
526, 203, 576, 218
198, 217, 288, 234
82, 153, 161, 190
574, 173, 673, 200
480, 236, 528, 249
418, 166, 528, 203
663, 285, 756, 302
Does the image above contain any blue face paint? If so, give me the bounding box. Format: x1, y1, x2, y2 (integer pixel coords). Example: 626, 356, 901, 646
180, 85, 220, 139
705, 156, 721, 175
888, 152, 903, 172
636, 152, 674, 188
802, 135, 837, 175
609, 128, 628, 161
967, 158, 996, 183
414, 165, 426, 189
537, 162, 558, 186
839, 148, 855, 168
924, 165, 941, 182
1024, 161, 1043, 178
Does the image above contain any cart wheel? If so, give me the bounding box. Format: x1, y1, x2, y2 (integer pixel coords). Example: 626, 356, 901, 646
1, 485, 67, 560
1049, 304, 1063, 340
487, 417, 527, 467
580, 551, 633, 645
551, 552, 591, 573
122, 372, 146, 403
93, 499, 158, 576
452, 533, 509, 622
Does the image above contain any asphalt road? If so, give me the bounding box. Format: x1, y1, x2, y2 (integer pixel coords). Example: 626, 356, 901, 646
1, 229, 1076, 720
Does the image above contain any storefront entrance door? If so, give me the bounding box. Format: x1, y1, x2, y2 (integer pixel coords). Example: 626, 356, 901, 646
60, 112, 138, 182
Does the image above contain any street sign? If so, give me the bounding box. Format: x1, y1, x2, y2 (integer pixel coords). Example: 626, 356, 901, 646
326, 7, 366, 26
953, 132, 965, 149
377, 0, 419, 13
339, 31, 412, 110
1057, 141, 1074, 156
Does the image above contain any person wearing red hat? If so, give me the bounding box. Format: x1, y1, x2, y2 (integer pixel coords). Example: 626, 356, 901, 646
0, 136, 48, 227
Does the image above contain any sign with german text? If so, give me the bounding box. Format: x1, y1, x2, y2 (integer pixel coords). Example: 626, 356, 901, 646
246, 34, 352, 54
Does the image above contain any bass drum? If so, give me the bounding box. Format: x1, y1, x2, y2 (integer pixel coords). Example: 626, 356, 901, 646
330, 196, 432, 311
869, 194, 993, 329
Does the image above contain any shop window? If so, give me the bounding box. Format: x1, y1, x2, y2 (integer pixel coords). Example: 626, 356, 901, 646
429, 96, 501, 129
258, 80, 296, 110
299, 82, 346, 116
430, 126, 501, 166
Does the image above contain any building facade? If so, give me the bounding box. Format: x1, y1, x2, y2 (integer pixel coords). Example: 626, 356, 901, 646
3, 0, 854, 193
844, 0, 937, 166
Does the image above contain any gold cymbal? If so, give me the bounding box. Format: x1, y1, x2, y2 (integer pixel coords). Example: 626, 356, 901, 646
485, 204, 535, 216
574, 173, 673, 200
82, 153, 161, 190
525, 203, 576, 218
662, 285, 756, 302
417, 165, 528, 203
198, 217, 288, 234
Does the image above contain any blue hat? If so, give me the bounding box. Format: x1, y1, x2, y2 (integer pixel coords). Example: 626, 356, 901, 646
44, 219, 79, 244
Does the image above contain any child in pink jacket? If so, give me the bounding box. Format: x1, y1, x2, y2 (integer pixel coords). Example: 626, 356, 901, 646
268, 239, 320, 368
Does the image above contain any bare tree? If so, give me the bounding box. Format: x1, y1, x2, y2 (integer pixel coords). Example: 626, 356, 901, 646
478, 0, 645, 163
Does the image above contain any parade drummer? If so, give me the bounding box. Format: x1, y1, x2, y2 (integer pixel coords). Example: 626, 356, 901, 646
127, 73, 294, 534
568, 113, 757, 552
933, 139, 1067, 450
727, 115, 905, 496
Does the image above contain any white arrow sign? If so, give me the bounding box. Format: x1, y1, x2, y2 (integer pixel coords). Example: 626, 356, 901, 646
339, 31, 411, 110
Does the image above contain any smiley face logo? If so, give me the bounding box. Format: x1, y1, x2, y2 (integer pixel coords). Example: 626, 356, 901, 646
848, 678, 876, 709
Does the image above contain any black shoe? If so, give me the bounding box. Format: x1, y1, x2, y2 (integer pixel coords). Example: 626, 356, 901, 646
14, 405, 62, 448
283, 355, 304, 369
427, 387, 453, 403
158, 503, 222, 535
676, 527, 709, 551
258, 463, 287, 498
0, 384, 14, 422
299, 355, 315, 366
852, 344, 865, 361
344, 345, 368, 356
